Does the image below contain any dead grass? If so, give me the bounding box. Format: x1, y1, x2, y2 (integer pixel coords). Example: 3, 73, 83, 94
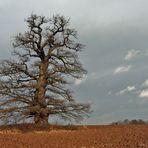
0, 124, 148, 148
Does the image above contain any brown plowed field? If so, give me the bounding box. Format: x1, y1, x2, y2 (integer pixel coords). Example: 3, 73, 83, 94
0, 124, 148, 148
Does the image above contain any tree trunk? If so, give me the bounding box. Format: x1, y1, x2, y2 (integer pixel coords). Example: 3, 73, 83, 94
34, 57, 49, 125
34, 108, 49, 125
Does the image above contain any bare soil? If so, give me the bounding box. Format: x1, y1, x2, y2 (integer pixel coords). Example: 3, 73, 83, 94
0, 124, 148, 148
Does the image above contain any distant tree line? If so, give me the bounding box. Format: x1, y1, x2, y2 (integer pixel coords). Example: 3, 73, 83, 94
110, 119, 148, 125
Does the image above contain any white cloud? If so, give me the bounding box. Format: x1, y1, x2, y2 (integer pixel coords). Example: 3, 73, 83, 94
142, 79, 148, 87
74, 75, 87, 85
139, 89, 148, 98
124, 49, 140, 60
127, 86, 136, 91
114, 65, 131, 75
74, 79, 83, 85
116, 85, 136, 95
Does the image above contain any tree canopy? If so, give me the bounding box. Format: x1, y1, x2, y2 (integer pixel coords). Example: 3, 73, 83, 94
0, 14, 91, 125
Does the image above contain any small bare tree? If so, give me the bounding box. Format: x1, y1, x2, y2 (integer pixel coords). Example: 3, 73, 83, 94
0, 14, 91, 125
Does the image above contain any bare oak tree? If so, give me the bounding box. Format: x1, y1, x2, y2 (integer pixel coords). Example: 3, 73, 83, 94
0, 14, 91, 125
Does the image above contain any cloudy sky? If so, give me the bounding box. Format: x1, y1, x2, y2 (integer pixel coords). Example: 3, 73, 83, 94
1, 0, 148, 124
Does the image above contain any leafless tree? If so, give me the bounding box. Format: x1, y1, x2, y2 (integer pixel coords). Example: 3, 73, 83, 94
0, 14, 91, 125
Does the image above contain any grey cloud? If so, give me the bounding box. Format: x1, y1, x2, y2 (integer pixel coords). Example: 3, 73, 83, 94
1, 0, 148, 124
